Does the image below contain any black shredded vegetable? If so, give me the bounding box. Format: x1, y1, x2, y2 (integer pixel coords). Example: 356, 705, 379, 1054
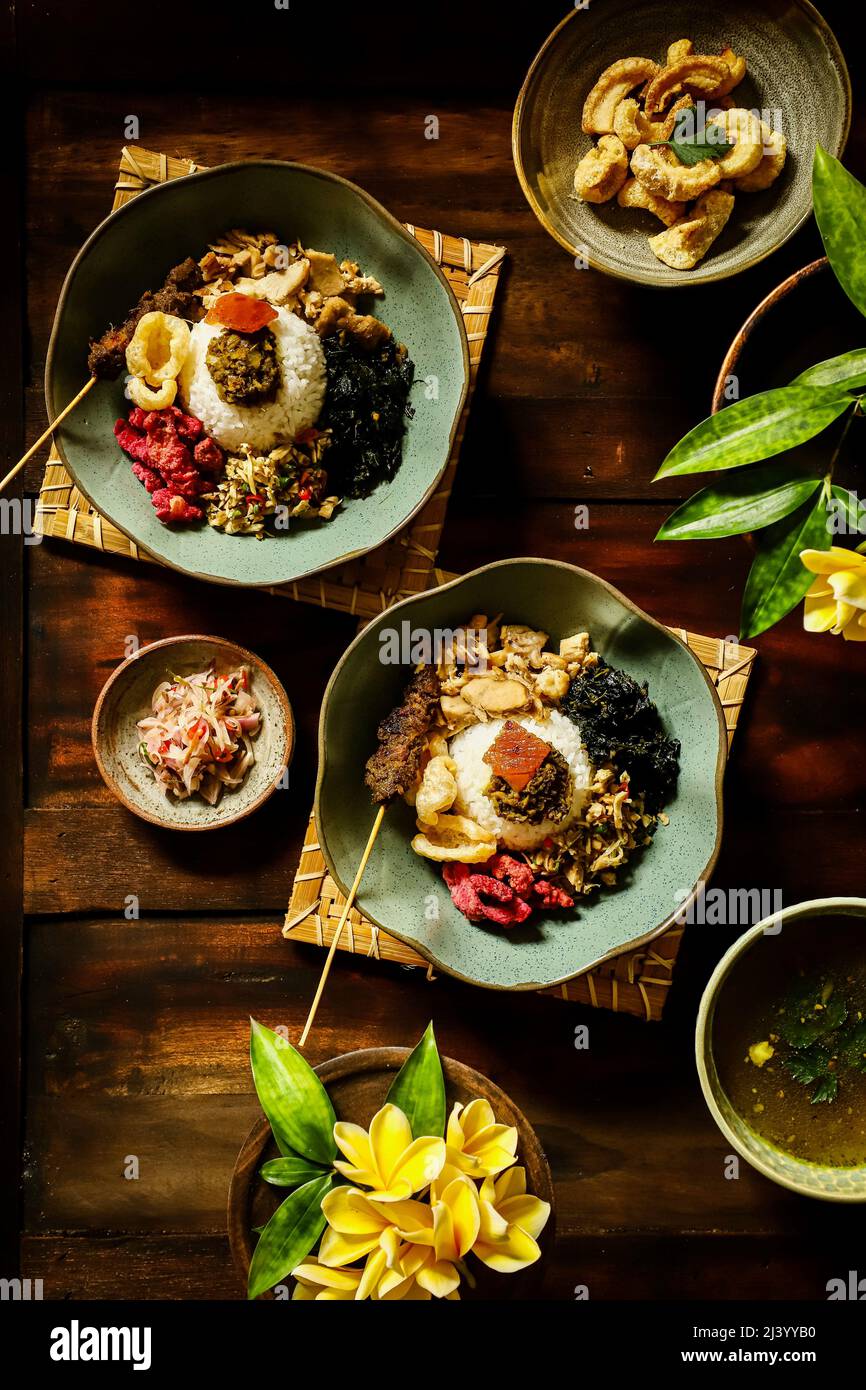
561, 660, 681, 813
320, 335, 415, 498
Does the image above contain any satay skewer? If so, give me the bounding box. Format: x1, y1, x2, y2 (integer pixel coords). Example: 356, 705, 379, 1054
299, 802, 387, 1048
0, 376, 97, 498
298, 664, 441, 1046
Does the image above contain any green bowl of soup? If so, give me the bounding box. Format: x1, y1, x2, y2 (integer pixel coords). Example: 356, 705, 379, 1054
696, 898, 866, 1201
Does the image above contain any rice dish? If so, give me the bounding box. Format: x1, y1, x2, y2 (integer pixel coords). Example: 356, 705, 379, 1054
449, 713, 590, 851
364, 614, 680, 931
178, 307, 326, 452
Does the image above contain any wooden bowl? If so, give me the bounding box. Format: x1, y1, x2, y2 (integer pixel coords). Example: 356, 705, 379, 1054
228, 1046, 555, 1300
712, 256, 866, 411
92, 634, 294, 831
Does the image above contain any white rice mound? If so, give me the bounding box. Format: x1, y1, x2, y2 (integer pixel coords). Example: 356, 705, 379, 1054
178, 304, 326, 452
448, 711, 592, 852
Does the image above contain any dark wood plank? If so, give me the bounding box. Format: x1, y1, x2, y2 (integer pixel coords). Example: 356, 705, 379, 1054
22, 917, 865, 1248
0, 0, 25, 1274
15, 0, 866, 1306
20, 1231, 856, 1302
22, 1235, 239, 1301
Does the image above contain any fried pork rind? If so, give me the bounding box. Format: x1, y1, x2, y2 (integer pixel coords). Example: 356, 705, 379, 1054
612, 93, 693, 150
126, 376, 178, 410
643, 55, 732, 114
574, 134, 629, 204
705, 108, 764, 178
581, 57, 659, 134
631, 142, 721, 201
735, 122, 787, 192
648, 189, 735, 270
412, 813, 496, 864
617, 176, 686, 227
710, 47, 747, 98
125, 312, 190, 385
666, 38, 693, 65
415, 755, 458, 826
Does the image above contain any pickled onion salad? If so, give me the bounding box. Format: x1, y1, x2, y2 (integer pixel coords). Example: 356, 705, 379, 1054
137, 663, 262, 805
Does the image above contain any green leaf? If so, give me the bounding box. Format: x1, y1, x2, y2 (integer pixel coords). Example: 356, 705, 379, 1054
386, 1021, 447, 1139
793, 349, 866, 393
651, 135, 734, 167
655, 387, 851, 479
840, 1021, 866, 1074
784, 1044, 832, 1087
739, 489, 832, 638
655, 464, 822, 541
778, 978, 848, 1049
813, 145, 866, 319
811, 1073, 839, 1105
259, 1156, 329, 1189
247, 1173, 333, 1300
249, 1018, 337, 1166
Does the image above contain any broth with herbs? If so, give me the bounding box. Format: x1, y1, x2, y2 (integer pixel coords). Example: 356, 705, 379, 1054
713, 916, 866, 1167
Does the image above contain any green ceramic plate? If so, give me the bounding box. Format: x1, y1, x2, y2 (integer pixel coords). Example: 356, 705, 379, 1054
46, 161, 469, 587
513, 0, 850, 287
316, 559, 727, 991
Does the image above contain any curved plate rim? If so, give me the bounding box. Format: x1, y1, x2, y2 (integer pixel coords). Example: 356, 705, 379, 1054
511, 0, 852, 288
314, 556, 728, 991
45, 157, 471, 589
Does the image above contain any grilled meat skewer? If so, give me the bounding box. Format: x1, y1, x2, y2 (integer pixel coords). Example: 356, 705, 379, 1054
364, 665, 441, 804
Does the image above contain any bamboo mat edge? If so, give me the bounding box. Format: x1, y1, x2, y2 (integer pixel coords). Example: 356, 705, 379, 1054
284, 628, 756, 1022
34, 145, 505, 619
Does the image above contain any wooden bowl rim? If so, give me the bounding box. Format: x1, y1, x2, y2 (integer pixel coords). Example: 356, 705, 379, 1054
227, 1045, 556, 1298
91, 633, 295, 831
711, 257, 829, 414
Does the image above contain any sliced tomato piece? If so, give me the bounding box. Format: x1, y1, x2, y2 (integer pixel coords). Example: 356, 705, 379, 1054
483, 719, 551, 792
204, 293, 278, 333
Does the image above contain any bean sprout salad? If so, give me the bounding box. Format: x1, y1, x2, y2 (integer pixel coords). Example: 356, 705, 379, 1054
137, 662, 262, 804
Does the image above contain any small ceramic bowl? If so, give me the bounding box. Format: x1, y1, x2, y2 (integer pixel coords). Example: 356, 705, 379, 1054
228, 1045, 555, 1300
92, 635, 294, 830
513, 0, 850, 287
316, 558, 727, 991
696, 897, 866, 1202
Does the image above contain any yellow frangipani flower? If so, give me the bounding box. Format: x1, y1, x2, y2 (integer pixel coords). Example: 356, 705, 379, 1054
292, 1252, 429, 1301
332, 1102, 446, 1201
800, 546, 866, 642
317, 1185, 432, 1268
472, 1166, 551, 1274
445, 1098, 519, 1179
316, 1179, 476, 1299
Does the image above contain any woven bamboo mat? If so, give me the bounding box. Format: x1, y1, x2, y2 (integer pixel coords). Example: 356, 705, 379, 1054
284, 630, 756, 1021
34, 145, 505, 618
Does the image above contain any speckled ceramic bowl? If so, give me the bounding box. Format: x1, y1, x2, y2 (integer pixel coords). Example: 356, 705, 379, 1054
316, 558, 727, 991
696, 898, 866, 1202
513, 0, 850, 287
92, 635, 294, 830
47, 160, 469, 587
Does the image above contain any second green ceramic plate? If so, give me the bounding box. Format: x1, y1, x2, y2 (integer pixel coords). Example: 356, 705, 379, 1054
317, 559, 727, 991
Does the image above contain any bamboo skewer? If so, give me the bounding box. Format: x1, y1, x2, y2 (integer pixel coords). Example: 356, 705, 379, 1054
0, 377, 97, 497
299, 803, 387, 1047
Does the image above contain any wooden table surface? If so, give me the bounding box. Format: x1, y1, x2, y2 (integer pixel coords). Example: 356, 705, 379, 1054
6, 0, 865, 1300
